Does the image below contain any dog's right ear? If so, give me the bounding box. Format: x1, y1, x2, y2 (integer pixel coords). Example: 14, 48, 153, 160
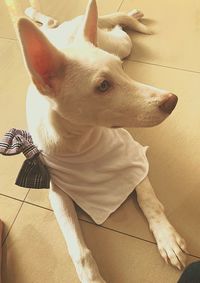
17, 18, 66, 96
83, 0, 98, 45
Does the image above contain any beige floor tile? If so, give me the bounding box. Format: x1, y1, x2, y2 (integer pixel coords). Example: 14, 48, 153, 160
40, 0, 123, 23
0, 39, 28, 130
0, 155, 30, 200
1, 0, 38, 40
25, 189, 51, 209
25, 189, 151, 252
0, 39, 30, 200
0, 195, 23, 240
3, 202, 197, 283
77, 195, 152, 241
0, 1, 16, 39
3, 203, 79, 283
120, 0, 200, 72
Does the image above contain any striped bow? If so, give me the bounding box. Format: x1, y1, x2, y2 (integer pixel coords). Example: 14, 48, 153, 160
0, 128, 50, 189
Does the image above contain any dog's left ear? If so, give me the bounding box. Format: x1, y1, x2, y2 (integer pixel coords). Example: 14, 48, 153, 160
17, 18, 66, 96
83, 0, 98, 45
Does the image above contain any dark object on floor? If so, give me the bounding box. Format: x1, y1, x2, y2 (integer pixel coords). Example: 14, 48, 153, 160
178, 261, 200, 283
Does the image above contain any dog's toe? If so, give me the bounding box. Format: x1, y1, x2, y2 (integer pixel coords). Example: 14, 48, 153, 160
128, 9, 144, 20
158, 239, 187, 269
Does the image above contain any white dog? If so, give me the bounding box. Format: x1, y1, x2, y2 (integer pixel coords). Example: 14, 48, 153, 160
17, 0, 187, 282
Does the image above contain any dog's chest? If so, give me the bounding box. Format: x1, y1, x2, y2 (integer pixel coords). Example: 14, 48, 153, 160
42, 128, 149, 224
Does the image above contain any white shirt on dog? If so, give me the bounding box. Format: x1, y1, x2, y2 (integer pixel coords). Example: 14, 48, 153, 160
42, 128, 149, 225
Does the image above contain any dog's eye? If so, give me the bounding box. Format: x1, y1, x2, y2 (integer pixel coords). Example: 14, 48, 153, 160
97, 80, 110, 93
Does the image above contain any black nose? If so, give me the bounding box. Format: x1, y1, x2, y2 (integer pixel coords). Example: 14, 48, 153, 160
159, 94, 178, 114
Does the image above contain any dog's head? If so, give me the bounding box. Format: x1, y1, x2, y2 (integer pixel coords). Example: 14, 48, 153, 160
18, 0, 177, 129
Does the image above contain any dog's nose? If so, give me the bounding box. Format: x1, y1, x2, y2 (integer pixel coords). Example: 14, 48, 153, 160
159, 94, 178, 114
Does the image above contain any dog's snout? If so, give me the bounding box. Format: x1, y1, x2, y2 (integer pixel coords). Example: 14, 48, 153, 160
159, 93, 178, 114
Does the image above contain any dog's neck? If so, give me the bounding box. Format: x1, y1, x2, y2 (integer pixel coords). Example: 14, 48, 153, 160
48, 110, 102, 154
27, 84, 102, 155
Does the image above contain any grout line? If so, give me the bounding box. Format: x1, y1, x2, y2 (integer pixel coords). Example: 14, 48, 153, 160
117, 0, 124, 12
127, 58, 200, 75
114, 2, 199, 75
79, 219, 200, 260
79, 218, 157, 245
0, 193, 24, 203
2, 201, 24, 245
78, 219, 200, 259
1, 190, 29, 245
0, 193, 156, 245
23, 200, 53, 212
0, 36, 16, 41
23, 190, 31, 202
1, 190, 30, 245
0, 192, 52, 212
1, 25, 200, 75
186, 253, 200, 260
2, 193, 200, 260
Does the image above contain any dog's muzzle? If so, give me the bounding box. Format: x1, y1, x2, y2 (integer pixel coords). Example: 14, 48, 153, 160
159, 93, 178, 114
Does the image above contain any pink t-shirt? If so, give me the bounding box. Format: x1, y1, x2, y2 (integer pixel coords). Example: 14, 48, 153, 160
42, 128, 149, 224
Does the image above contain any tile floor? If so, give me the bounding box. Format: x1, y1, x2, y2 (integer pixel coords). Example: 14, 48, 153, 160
0, 0, 200, 282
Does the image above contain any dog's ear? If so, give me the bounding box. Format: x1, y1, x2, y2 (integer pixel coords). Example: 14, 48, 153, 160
83, 0, 98, 45
17, 18, 65, 96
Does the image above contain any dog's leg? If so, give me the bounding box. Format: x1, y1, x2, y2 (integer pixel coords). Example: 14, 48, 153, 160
49, 183, 106, 283
128, 9, 144, 20
97, 9, 152, 59
97, 25, 132, 59
98, 10, 152, 34
135, 176, 187, 270
24, 7, 58, 28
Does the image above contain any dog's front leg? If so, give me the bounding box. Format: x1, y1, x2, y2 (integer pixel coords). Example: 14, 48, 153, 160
136, 176, 187, 270
49, 183, 106, 283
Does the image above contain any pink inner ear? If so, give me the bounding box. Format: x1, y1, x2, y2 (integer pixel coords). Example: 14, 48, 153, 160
25, 37, 56, 79
30, 47, 62, 89
19, 19, 62, 87
18, 18, 65, 94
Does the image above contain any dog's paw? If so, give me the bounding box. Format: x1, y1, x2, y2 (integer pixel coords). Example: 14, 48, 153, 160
75, 251, 106, 283
151, 220, 187, 270
127, 9, 154, 34
25, 7, 58, 28
128, 9, 144, 20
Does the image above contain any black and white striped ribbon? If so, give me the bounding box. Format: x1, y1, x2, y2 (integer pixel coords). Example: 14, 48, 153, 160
0, 128, 50, 189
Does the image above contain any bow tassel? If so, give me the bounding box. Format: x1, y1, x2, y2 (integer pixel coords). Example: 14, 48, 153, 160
0, 128, 50, 189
